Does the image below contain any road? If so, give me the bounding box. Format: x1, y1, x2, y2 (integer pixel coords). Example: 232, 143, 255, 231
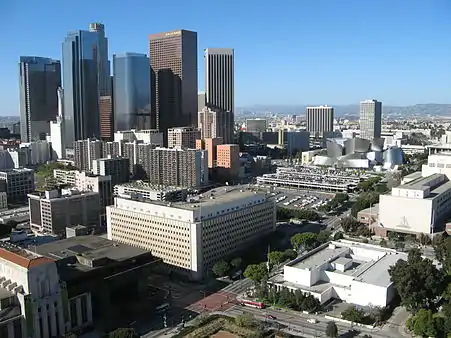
224, 305, 388, 338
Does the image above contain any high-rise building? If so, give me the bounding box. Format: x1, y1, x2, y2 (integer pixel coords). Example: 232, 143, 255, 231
113, 53, 151, 131
204, 48, 234, 143
198, 107, 234, 144
73, 139, 104, 171
197, 92, 206, 112
0, 169, 35, 203
19, 56, 61, 142
196, 137, 223, 168
306, 106, 334, 136
99, 95, 114, 140
92, 157, 130, 186
216, 144, 240, 177
149, 30, 198, 138
62, 23, 109, 145
50, 88, 66, 159
360, 99, 382, 141
167, 126, 200, 149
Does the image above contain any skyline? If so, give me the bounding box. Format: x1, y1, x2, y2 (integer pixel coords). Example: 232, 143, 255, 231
1, 0, 451, 116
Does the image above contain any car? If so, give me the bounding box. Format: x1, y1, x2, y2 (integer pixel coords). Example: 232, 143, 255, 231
307, 318, 318, 324
265, 314, 277, 320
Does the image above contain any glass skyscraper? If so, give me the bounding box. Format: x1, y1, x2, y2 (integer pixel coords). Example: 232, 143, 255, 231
62, 23, 109, 146
19, 56, 61, 142
113, 53, 151, 131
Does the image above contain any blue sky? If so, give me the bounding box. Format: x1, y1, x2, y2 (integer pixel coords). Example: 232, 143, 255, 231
0, 0, 450, 115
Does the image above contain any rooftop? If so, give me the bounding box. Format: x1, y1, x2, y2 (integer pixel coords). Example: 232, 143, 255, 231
0, 244, 54, 269
116, 181, 185, 192
398, 173, 444, 190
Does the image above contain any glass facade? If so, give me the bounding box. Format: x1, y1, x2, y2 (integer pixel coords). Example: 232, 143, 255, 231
62, 26, 109, 146
113, 53, 151, 131
19, 56, 61, 142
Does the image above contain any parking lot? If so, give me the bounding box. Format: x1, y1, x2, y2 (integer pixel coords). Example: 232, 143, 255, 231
267, 188, 335, 211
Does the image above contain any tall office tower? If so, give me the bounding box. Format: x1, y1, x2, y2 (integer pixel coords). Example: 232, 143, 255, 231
113, 53, 151, 131
198, 92, 206, 112
167, 126, 200, 149
73, 139, 104, 171
19, 56, 61, 142
360, 99, 382, 141
99, 96, 114, 140
62, 23, 109, 145
306, 106, 334, 135
50, 88, 66, 159
204, 48, 234, 143
198, 107, 234, 143
149, 30, 198, 140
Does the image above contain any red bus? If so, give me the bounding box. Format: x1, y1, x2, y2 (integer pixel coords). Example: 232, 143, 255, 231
239, 299, 265, 309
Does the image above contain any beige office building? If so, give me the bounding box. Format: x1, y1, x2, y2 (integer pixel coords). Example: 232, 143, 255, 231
198, 107, 234, 144
167, 126, 200, 149
106, 188, 276, 280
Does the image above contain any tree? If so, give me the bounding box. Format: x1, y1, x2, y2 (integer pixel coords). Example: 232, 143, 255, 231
212, 260, 230, 277
268, 251, 285, 265
389, 249, 445, 311
341, 306, 366, 323
235, 312, 257, 328
291, 232, 318, 251
407, 309, 441, 338
333, 231, 344, 240
433, 233, 450, 274
340, 216, 362, 233
243, 263, 268, 283
325, 321, 338, 337
283, 248, 297, 260
317, 229, 331, 244
108, 328, 139, 338
230, 257, 242, 269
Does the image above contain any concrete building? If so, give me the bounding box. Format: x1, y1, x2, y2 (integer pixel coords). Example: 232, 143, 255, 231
360, 99, 382, 141
107, 187, 276, 279
50, 88, 66, 159
196, 137, 223, 168
167, 126, 200, 149
0, 169, 34, 204
20, 140, 52, 165
114, 182, 187, 202
197, 92, 206, 112
286, 131, 310, 155
0, 207, 29, 225
269, 241, 406, 307
19, 56, 61, 142
198, 107, 234, 144
0, 244, 65, 338
99, 95, 114, 140
28, 189, 100, 236
113, 129, 163, 146
246, 119, 267, 133
73, 139, 104, 172
216, 144, 240, 177
306, 106, 334, 136
92, 157, 130, 186
149, 30, 198, 135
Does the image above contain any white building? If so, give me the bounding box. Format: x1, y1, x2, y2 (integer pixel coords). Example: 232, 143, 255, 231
114, 182, 187, 202
113, 129, 163, 146
269, 240, 405, 307
50, 108, 65, 160
378, 151, 451, 236
107, 188, 276, 280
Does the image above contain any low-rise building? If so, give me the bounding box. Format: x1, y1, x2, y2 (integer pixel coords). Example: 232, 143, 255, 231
107, 187, 276, 280
114, 181, 187, 202
268, 240, 406, 308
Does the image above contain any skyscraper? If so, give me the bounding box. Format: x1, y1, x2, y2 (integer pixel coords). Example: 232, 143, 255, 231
62, 23, 109, 146
306, 106, 334, 136
198, 107, 234, 143
149, 30, 198, 138
204, 48, 235, 143
50, 88, 66, 159
19, 56, 61, 142
359, 99, 382, 141
113, 53, 151, 131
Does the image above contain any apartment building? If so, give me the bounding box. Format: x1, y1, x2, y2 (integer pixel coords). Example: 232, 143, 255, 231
196, 137, 223, 168
28, 189, 100, 236
0, 168, 34, 203
198, 107, 234, 144
113, 129, 163, 146
92, 156, 130, 186
167, 126, 200, 149
73, 139, 104, 171
106, 188, 276, 280
216, 144, 240, 177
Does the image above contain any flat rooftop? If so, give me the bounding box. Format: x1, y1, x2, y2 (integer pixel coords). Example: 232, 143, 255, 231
116, 181, 185, 192
33, 235, 149, 264
398, 173, 443, 190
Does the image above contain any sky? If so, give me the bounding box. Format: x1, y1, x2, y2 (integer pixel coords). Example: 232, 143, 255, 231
0, 0, 450, 115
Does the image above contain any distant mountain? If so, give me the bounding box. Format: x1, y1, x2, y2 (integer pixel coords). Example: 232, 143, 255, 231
236, 104, 451, 118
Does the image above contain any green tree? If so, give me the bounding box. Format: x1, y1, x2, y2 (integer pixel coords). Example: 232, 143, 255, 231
283, 248, 297, 260
291, 232, 318, 251
317, 229, 331, 244
389, 249, 445, 311
108, 328, 139, 338
230, 257, 242, 269
212, 260, 230, 277
341, 306, 366, 323
408, 309, 440, 338
301, 294, 320, 312
433, 233, 450, 274
243, 263, 268, 283
325, 321, 338, 337
340, 216, 361, 233
235, 312, 257, 328
333, 231, 344, 240
268, 251, 285, 265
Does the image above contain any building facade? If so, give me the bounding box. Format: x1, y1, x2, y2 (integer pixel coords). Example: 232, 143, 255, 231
198, 107, 234, 144
167, 126, 200, 149
113, 53, 151, 131
92, 157, 130, 186
19, 56, 61, 142
306, 106, 334, 136
149, 30, 198, 136
99, 95, 114, 140
359, 99, 382, 141
0, 169, 34, 204
107, 188, 276, 279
